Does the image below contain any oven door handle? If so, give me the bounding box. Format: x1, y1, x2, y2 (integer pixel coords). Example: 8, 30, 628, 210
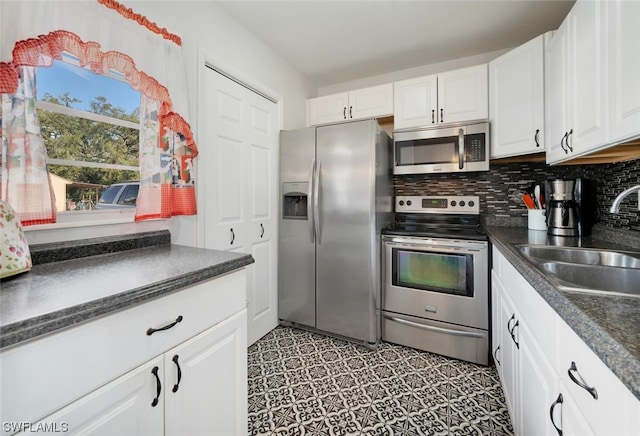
385, 240, 487, 253
384, 315, 486, 339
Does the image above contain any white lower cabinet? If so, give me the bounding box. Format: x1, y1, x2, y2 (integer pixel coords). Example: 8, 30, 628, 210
164, 310, 247, 436
1, 271, 248, 436
492, 246, 640, 436
31, 310, 247, 436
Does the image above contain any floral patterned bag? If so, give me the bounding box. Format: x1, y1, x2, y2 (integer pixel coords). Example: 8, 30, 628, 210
0, 200, 32, 279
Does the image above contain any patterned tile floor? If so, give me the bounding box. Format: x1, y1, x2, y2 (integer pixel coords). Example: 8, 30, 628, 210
248, 326, 513, 436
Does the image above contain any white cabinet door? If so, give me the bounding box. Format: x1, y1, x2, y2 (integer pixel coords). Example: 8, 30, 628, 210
519, 320, 558, 436
165, 310, 247, 436
609, 0, 640, 144
495, 276, 519, 425
348, 83, 393, 120
545, 18, 571, 164
393, 74, 438, 129
201, 67, 278, 345
566, 0, 607, 155
490, 34, 546, 158
437, 64, 488, 124
307, 92, 349, 125
32, 357, 164, 436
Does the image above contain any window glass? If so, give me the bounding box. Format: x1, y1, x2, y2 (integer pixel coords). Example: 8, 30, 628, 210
36, 58, 141, 213
118, 185, 139, 205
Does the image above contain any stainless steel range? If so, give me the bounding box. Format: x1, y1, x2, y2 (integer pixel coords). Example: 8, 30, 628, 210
381, 195, 490, 365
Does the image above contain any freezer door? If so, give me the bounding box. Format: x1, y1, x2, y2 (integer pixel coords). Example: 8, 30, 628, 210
315, 120, 379, 343
278, 127, 316, 328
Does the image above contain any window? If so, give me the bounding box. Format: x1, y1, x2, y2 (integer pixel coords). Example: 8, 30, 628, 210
36, 54, 141, 213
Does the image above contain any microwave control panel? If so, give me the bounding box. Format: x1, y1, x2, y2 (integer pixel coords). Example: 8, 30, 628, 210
465, 134, 486, 163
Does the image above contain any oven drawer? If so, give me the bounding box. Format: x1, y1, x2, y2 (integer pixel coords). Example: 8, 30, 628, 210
382, 312, 489, 365
383, 285, 488, 330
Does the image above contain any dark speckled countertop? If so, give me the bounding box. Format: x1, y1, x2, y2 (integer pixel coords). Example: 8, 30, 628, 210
485, 225, 640, 400
0, 231, 254, 349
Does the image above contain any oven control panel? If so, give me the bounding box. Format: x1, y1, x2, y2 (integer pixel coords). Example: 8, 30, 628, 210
395, 196, 480, 214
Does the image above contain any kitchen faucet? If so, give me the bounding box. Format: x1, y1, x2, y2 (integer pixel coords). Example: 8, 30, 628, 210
609, 185, 640, 213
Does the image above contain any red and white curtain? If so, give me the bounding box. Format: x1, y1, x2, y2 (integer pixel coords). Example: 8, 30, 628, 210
0, 0, 198, 224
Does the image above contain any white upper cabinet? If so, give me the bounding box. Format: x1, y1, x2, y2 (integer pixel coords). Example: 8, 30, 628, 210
393, 74, 438, 129
394, 64, 488, 130
608, 0, 640, 144
307, 83, 393, 126
489, 34, 547, 159
307, 92, 349, 126
546, 0, 609, 164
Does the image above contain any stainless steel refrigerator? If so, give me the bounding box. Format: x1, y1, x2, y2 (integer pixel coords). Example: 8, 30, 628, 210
278, 119, 392, 345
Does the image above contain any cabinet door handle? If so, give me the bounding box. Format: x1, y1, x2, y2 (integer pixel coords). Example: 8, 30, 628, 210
230, 228, 235, 245
260, 223, 265, 238
431, 109, 435, 123
151, 366, 162, 407
349, 106, 353, 119
343, 107, 347, 119
493, 345, 501, 366
507, 314, 516, 334
566, 129, 573, 152
172, 354, 182, 393
549, 393, 563, 436
568, 361, 598, 399
560, 132, 568, 154
535, 129, 540, 147
440, 108, 444, 123
146, 315, 183, 336
511, 320, 520, 349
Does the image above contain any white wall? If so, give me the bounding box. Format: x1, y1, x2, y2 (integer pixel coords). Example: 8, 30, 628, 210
317, 48, 509, 96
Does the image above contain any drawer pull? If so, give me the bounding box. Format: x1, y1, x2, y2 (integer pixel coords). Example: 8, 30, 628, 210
568, 361, 598, 400
493, 345, 501, 366
146, 315, 184, 336
151, 366, 162, 407
549, 393, 563, 436
172, 354, 182, 393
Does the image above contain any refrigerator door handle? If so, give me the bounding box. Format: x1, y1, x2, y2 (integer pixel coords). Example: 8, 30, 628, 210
308, 158, 315, 243
314, 160, 321, 243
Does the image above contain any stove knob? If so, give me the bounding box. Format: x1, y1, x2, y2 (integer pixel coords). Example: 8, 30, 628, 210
399, 200, 404, 206
406, 200, 412, 206
450, 201, 457, 207
459, 200, 466, 207
469, 200, 475, 207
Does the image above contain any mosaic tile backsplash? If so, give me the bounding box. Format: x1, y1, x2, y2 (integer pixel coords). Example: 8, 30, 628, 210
393, 157, 640, 232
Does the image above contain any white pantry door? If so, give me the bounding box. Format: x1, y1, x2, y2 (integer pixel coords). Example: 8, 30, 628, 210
201, 67, 278, 346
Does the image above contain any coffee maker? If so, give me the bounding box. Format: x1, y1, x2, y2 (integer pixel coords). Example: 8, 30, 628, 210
545, 178, 597, 237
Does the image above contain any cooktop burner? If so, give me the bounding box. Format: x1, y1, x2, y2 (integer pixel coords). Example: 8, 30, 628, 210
383, 195, 488, 241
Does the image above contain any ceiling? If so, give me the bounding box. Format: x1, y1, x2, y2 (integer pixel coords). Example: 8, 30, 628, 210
216, 0, 575, 88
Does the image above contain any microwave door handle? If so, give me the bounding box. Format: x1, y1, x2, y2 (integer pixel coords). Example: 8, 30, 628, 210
458, 128, 464, 170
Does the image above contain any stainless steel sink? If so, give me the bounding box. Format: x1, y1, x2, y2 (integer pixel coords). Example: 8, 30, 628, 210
516, 245, 640, 297
518, 245, 640, 269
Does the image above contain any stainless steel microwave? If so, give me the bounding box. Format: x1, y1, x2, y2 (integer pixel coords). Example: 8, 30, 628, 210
393, 121, 489, 175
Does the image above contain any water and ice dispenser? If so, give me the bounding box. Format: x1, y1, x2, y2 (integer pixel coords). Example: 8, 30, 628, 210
282, 182, 308, 220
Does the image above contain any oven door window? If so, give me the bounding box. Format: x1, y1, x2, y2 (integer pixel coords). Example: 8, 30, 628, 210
392, 248, 474, 297
395, 136, 459, 166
